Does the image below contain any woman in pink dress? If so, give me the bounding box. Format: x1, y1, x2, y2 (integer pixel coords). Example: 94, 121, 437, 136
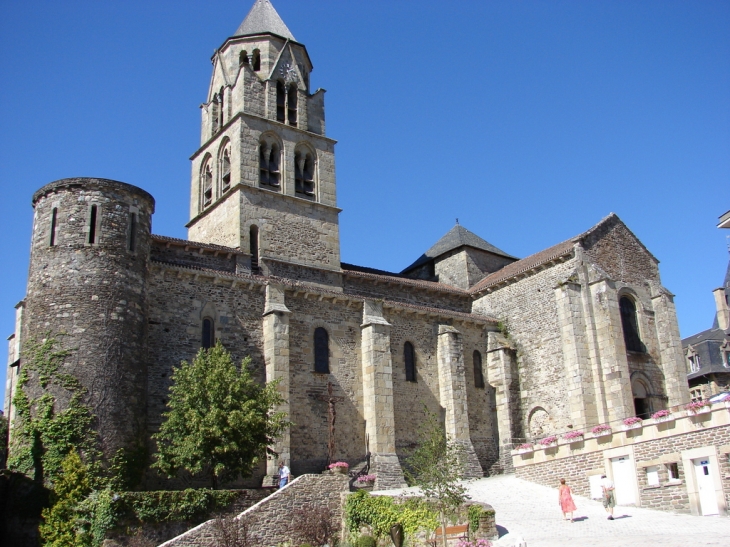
558, 478, 577, 521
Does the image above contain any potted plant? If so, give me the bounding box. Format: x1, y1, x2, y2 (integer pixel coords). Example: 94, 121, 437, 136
328, 461, 349, 474
650, 409, 674, 424
591, 424, 612, 437
356, 474, 376, 490
563, 430, 584, 443
514, 443, 534, 454
622, 416, 643, 430
685, 400, 711, 416
538, 435, 558, 448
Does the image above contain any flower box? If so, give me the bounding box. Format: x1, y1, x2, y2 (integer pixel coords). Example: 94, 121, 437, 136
538, 436, 558, 448
685, 401, 711, 416
622, 417, 643, 431
563, 431, 584, 443
651, 410, 674, 425
515, 443, 534, 454
328, 462, 349, 474
591, 425, 612, 437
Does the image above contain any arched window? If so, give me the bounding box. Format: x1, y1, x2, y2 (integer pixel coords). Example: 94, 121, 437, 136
252, 49, 261, 72
220, 147, 231, 193
404, 342, 416, 382
473, 350, 484, 388
239, 50, 249, 67
294, 149, 315, 196
276, 81, 286, 123
211, 95, 220, 134
631, 378, 652, 419
619, 296, 643, 352
202, 318, 214, 349
314, 327, 329, 373
258, 139, 280, 188
201, 159, 213, 208
250, 225, 259, 272
287, 84, 297, 126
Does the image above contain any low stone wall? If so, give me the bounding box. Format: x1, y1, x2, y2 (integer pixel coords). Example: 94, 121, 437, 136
512, 404, 730, 515
159, 473, 350, 547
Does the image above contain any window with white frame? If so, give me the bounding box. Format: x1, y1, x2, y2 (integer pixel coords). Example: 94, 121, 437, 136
646, 466, 660, 486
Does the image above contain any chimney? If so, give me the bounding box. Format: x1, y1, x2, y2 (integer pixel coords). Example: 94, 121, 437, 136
712, 287, 730, 331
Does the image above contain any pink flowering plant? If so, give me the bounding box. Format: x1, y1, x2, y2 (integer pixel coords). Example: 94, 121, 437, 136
328, 461, 349, 469
456, 539, 492, 547
623, 416, 643, 426
651, 409, 671, 420
685, 400, 711, 412
591, 424, 612, 435
539, 435, 558, 446
356, 474, 376, 483
563, 430, 584, 441
515, 443, 533, 451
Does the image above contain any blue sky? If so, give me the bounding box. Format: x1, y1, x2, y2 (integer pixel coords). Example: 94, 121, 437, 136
1, 0, 728, 408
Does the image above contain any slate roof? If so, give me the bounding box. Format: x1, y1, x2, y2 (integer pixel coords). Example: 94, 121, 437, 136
401, 224, 517, 274
234, 0, 296, 41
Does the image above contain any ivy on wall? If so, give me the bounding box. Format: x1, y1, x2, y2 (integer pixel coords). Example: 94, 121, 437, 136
344, 490, 439, 540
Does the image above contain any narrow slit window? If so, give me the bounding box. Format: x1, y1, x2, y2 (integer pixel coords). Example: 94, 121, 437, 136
217, 88, 225, 129
287, 84, 298, 126
202, 318, 214, 349
88, 205, 98, 244
49, 207, 58, 246
221, 150, 231, 193
276, 81, 286, 123
619, 296, 643, 352
314, 327, 329, 373
474, 350, 485, 388
252, 50, 261, 72
404, 342, 416, 382
128, 212, 137, 252
250, 225, 259, 272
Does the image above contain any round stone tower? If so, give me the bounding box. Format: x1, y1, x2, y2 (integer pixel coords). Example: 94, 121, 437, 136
24, 177, 155, 457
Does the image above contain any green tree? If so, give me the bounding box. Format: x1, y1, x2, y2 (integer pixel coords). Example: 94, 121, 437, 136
152, 342, 289, 488
406, 409, 469, 547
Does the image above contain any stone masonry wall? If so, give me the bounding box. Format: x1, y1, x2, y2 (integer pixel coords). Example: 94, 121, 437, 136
474, 259, 579, 439
159, 474, 350, 547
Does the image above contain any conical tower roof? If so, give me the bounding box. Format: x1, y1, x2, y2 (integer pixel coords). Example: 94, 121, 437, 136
234, 0, 295, 41
401, 224, 516, 273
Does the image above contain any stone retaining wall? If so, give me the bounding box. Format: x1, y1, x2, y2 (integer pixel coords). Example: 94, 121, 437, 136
159, 473, 349, 547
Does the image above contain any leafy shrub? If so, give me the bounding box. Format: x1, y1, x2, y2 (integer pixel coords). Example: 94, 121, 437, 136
291, 505, 339, 547
356, 535, 376, 547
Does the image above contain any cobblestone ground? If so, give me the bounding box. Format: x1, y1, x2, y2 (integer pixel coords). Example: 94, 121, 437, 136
378, 474, 730, 547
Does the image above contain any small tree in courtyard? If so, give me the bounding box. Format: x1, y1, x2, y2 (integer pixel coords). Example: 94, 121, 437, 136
406, 408, 469, 547
153, 342, 289, 488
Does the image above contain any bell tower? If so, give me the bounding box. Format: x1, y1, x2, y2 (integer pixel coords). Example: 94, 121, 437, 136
187, 0, 340, 280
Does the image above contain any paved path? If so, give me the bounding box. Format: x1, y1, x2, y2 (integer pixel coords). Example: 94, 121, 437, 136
378, 474, 730, 547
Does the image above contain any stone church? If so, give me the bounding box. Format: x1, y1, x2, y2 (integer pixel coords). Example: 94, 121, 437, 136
5, 0, 690, 490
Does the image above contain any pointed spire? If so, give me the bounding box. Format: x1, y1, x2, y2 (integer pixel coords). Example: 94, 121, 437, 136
234, 0, 296, 41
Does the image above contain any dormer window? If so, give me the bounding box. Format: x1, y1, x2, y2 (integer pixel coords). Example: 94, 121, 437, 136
259, 138, 281, 189
252, 49, 261, 72
239, 50, 249, 67
294, 148, 315, 196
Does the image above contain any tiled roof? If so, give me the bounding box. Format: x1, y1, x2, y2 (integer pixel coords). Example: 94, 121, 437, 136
151, 234, 242, 254
342, 264, 470, 296
402, 224, 516, 273
469, 240, 575, 294
469, 213, 643, 294
151, 259, 493, 323
234, 0, 295, 40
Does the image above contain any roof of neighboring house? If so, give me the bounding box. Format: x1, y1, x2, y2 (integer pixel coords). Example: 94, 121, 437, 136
401, 224, 517, 274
